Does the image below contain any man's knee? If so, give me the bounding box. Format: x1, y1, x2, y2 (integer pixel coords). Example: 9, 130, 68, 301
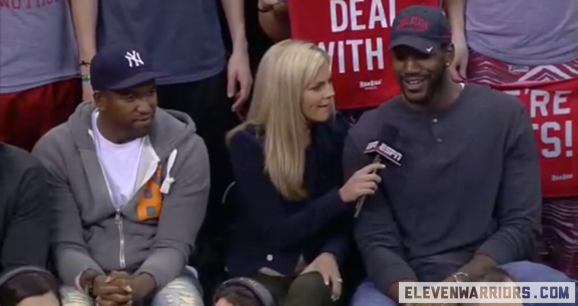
151, 274, 204, 306
60, 286, 93, 306
501, 261, 574, 282
350, 281, 397, 306
285, 272, 332, 304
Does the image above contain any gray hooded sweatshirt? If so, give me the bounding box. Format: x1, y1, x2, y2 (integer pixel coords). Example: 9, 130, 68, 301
32, 101, 210, 289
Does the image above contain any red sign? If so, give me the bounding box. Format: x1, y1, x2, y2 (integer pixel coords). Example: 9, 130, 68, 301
287, 0, 577, 197
492, 79, 578, 198
288, 0, 440, 110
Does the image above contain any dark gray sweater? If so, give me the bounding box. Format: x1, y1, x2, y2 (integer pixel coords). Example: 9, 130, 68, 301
0, 143, 50, 273
344, 84, 541, 293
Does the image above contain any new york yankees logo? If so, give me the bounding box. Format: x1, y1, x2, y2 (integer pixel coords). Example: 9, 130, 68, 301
125, 50, 144, 67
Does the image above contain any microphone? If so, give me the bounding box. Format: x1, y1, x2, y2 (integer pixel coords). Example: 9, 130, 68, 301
354, 124, 402, 218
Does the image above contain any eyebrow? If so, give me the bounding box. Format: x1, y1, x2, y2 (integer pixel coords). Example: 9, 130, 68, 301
113, 89, 134, 95
310, 80, 328, 87
115, 86, 154, 96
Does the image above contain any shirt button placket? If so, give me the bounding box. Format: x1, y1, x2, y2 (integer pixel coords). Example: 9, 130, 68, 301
431, 117, 443, 144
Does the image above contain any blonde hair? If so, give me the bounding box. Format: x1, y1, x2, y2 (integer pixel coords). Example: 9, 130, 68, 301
228, 39, 333, 200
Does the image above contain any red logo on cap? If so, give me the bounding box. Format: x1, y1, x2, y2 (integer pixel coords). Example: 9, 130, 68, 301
396, 16, 429, 32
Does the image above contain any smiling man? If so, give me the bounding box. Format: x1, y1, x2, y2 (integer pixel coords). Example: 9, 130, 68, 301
32, 43, 210, 306
343, 5, 577, 306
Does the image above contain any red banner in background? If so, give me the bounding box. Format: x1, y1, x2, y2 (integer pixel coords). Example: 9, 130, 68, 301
287, 0, 577, 197
491, 79, 578, 198
288, 0, 439, 110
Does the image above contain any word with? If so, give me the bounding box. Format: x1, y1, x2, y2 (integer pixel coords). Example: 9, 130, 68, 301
318, 38, 384, 74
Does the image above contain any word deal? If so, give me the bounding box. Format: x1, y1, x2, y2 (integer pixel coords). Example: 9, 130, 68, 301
319, 0, 398, 74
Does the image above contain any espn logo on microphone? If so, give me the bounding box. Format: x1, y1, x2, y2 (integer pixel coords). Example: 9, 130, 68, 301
378, 143, 402, 166
364, 140, 403, 166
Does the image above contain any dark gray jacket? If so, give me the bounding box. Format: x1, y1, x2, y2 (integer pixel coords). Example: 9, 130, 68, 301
33, 101, 210, 288
0, 143, 50, 273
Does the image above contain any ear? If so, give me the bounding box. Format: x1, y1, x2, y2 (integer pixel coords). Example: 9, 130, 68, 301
445, 43, 455, 67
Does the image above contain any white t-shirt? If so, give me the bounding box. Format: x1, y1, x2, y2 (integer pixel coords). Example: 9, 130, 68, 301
92, 112, 144, 208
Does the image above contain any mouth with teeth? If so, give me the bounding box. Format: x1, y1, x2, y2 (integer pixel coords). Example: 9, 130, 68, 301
403, 77, 426, 92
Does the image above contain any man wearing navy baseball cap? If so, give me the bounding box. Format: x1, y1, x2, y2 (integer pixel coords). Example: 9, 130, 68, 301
88, 43, 167, 140
387, 4, 453, 107
33, 43, 209, 305
345, 5, 576, 306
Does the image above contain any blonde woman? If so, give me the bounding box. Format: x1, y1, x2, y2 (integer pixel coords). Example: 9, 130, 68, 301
225, 40, 383, 306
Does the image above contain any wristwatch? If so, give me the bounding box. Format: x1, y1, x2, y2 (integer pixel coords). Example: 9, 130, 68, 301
452, 271, 469, 283
84, 281, 95, 298
83, 274, 99, 298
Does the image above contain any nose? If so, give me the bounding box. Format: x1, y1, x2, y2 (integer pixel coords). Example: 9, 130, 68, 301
403, 57, 421, 74
135, 98, 153, 114
324, 82, 335, 99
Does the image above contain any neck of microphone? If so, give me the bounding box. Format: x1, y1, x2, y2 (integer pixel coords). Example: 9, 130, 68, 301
354, 153, 383, 218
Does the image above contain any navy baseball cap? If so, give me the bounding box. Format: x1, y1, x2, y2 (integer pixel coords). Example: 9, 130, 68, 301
90, 43, 165, 91
389, 5, 452, 54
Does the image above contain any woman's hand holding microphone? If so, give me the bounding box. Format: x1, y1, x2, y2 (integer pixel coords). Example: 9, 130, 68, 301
339, 163, 385, 203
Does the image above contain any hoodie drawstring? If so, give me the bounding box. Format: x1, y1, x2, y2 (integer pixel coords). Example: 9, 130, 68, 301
160, 149, 177, 194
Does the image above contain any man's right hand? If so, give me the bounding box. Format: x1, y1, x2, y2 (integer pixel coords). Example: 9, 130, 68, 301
339, 163, 384, 203
448, 35, 469, 82
93, 273, 132, 306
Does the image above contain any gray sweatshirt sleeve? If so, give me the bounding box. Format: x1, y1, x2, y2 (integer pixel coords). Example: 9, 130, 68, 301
476, 104, 542, 263
343, 136, 417, 295
32, 131, 105, 286
135, 134, 210, 288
